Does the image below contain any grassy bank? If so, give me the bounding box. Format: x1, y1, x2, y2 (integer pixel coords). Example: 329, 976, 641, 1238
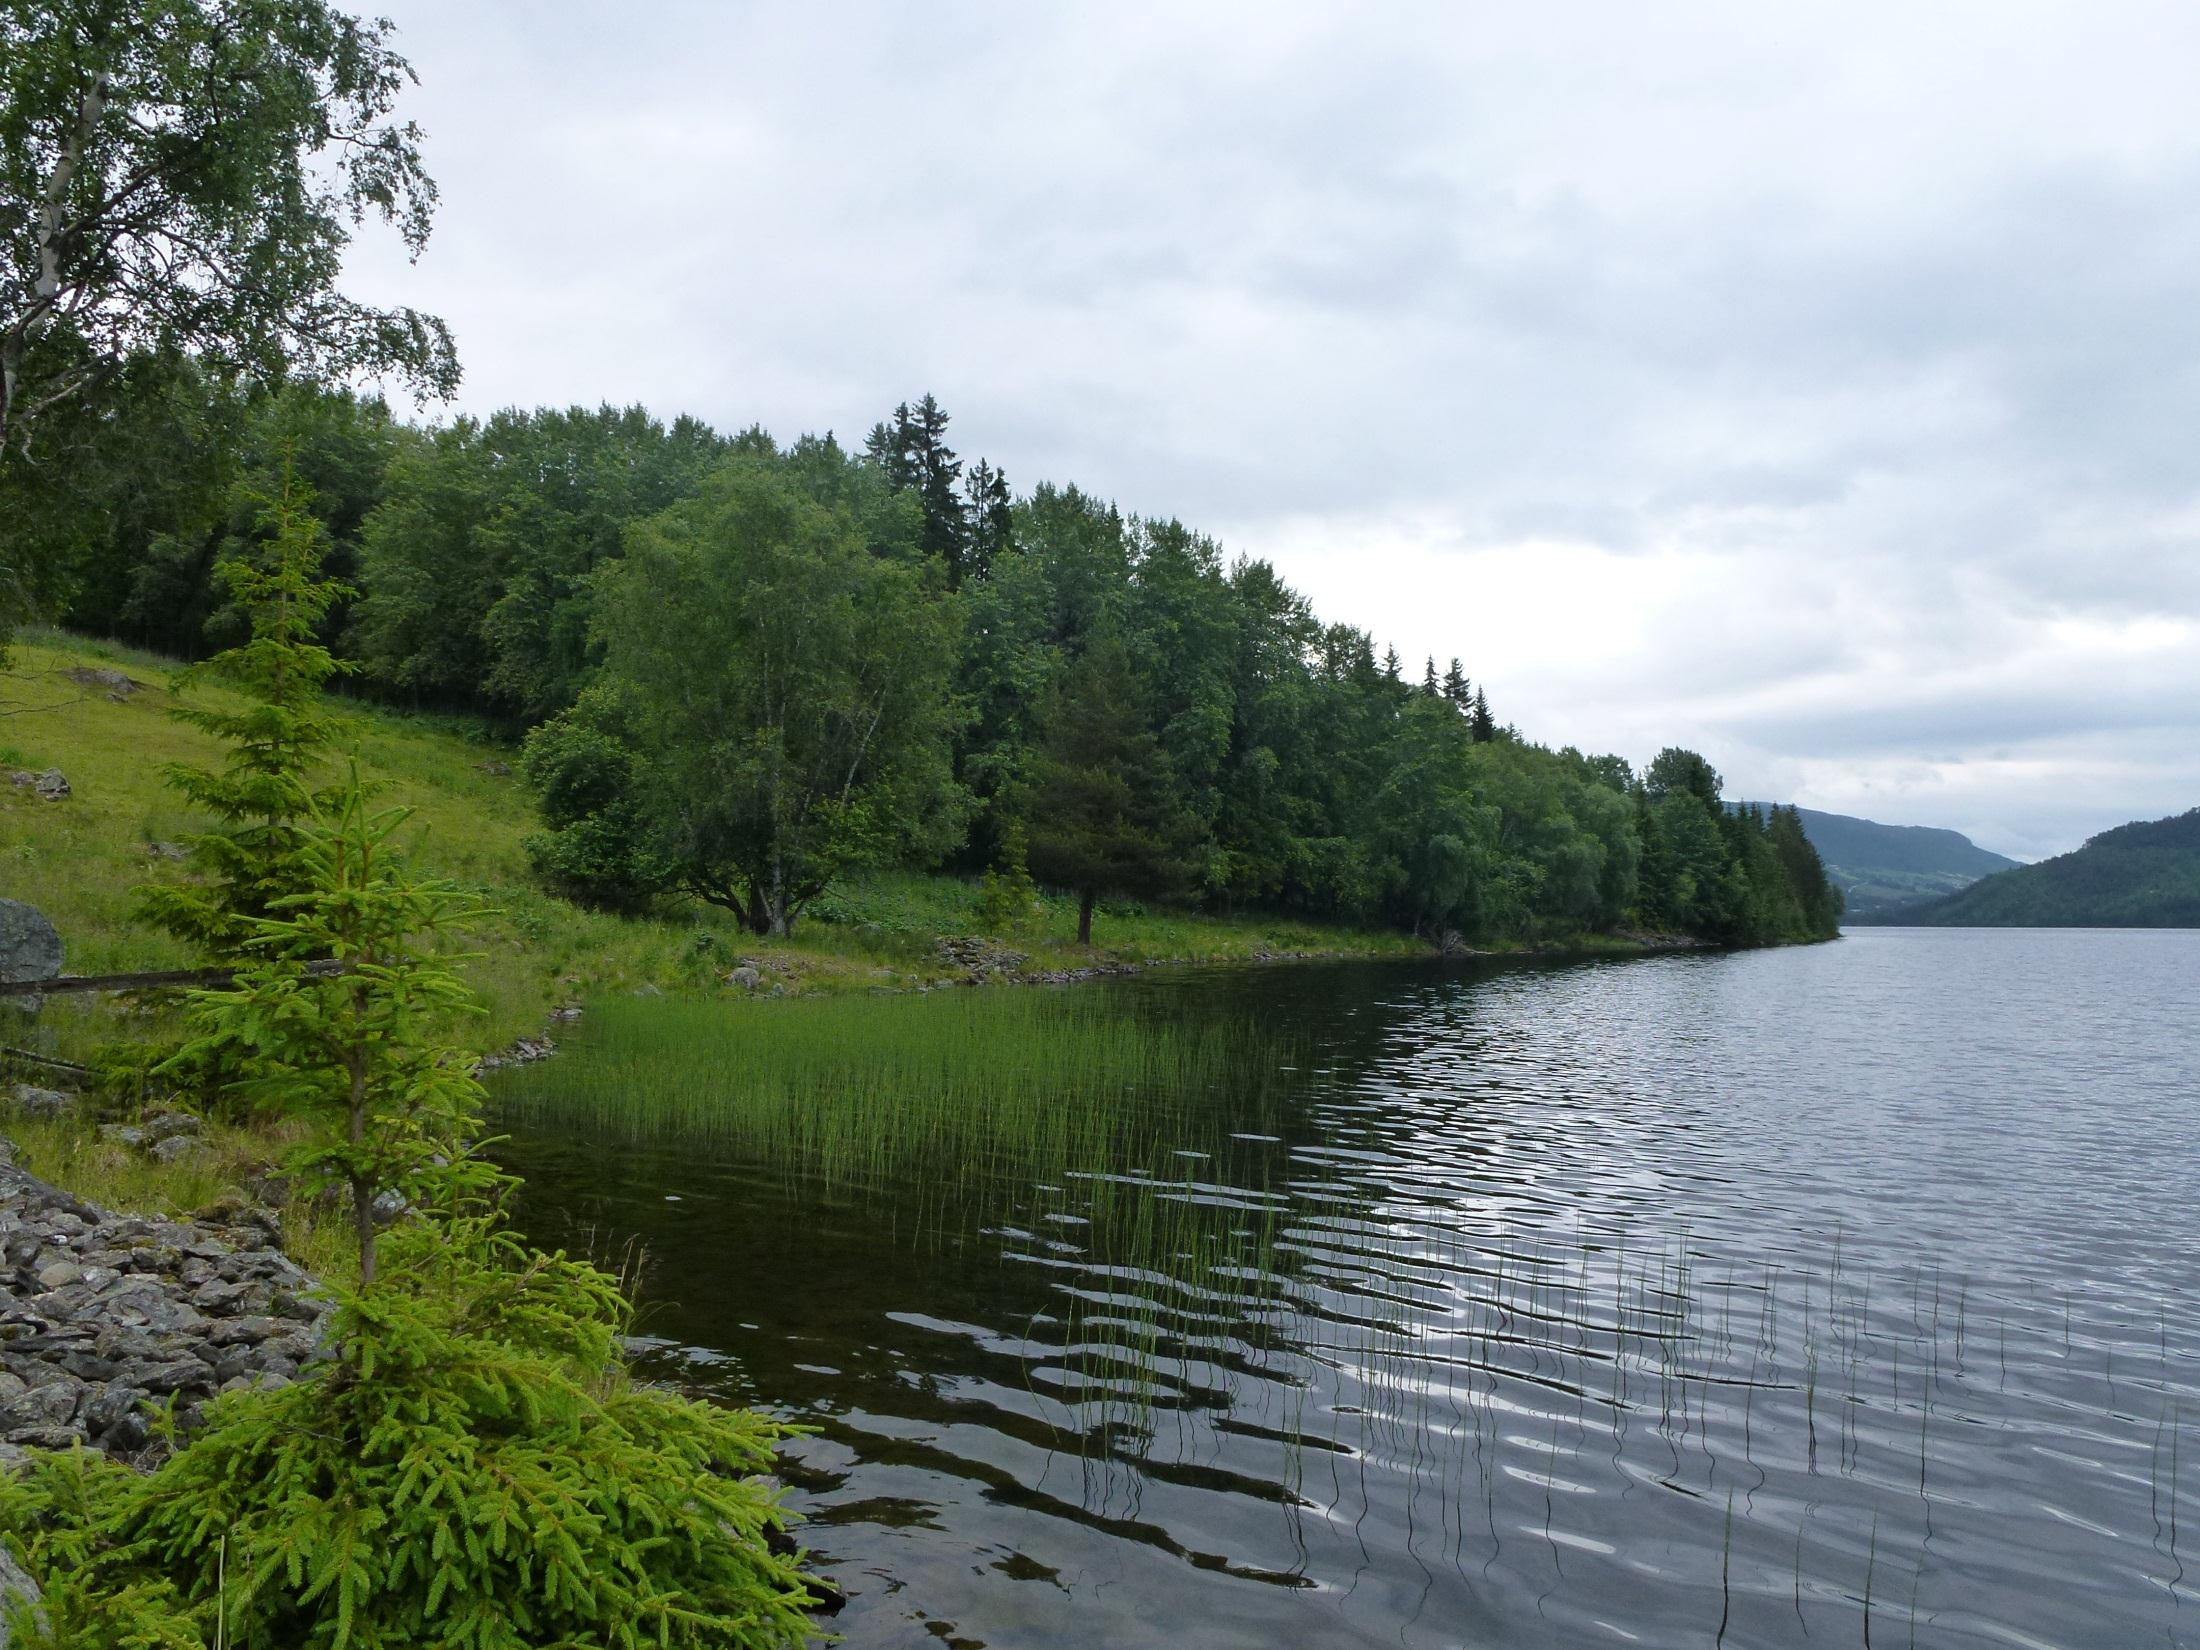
0, 630, 1426, 1072
0, 630, 1419, 1232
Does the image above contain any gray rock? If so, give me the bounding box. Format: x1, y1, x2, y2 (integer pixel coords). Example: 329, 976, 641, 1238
99, 1407, 152, 1453
96, 1125, 146, 1150
0, 902, 62, 996
0, 1147, 333, 1463
147, 1135, 207, 1166
30, 771, 66, 802
4, 1089, 71, 1122
82, 1385, 145, 1438
0, 1381, 79, 1432
56, 1351, 116, 1382
112, 1358, 211, 1396
142, 1110, 203, 1144
191, 1278, 250, 1312
0, 1539, 42, 1647
66, 666, 136, 697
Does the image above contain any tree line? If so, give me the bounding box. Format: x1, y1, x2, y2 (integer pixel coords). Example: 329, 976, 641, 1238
9, 375, 1840, 947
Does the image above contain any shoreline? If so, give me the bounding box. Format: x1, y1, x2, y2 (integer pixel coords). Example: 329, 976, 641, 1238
472, 924, 1744, 1071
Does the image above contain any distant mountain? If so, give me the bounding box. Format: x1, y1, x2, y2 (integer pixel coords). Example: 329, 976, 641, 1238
1852, 808, 2200, 928
1735, 804, 2019, 919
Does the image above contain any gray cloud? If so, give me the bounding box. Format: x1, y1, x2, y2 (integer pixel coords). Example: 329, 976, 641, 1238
342, 0, 2200, 856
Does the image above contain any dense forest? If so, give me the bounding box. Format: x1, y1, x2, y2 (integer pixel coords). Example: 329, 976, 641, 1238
6, 374, 1840, 948
1858, 809, 2200, 928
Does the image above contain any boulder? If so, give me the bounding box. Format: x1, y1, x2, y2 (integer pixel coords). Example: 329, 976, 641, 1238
0, 902, 62, 996
66, 665, 137, 698
4, 1088, 72, 1122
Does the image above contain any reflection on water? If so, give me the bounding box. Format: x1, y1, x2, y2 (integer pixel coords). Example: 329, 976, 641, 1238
495, 928, 2200, 1648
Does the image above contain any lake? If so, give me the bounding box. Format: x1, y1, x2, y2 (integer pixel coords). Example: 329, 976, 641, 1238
493, 927, 2200, 1648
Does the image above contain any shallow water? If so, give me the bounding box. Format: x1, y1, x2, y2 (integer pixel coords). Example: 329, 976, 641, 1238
495, 928, 2200, 1647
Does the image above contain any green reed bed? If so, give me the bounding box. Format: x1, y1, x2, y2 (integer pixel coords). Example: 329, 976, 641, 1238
490, 987, 1300, 1196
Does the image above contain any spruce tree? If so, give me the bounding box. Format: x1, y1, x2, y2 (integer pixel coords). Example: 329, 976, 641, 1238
138, 453, 349, 959
1421, 656, 1440, 697
1026, 635, 1193, 944
1470, 685, 1496, 743
166, 772, 488, 1284
1442, 658, 1470, 706
963, 456, 1012, 584
865, 393, 975, 586
10, 772, 817, 1646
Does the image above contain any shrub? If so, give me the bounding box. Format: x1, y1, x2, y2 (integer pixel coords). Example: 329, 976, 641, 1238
0, 1193, 814, 1650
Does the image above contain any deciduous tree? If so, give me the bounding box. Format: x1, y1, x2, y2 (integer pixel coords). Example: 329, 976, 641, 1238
0, 0, 457, 462
584, 454, 968, 933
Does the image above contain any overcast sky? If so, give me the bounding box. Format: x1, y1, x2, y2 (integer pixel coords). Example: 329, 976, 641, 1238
342, 0, 2200, 859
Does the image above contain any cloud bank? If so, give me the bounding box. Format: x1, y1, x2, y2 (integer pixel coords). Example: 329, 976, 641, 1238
343, 0, 2200, 857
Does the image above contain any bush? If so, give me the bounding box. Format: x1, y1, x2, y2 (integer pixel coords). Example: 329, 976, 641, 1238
517, 689, 670, 915
0, 1196, 815, 1650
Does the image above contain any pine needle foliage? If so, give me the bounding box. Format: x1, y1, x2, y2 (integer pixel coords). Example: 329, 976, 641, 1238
161, 775, 489, 1283
137, 452, 352, 960
0, 1197, 814, 1650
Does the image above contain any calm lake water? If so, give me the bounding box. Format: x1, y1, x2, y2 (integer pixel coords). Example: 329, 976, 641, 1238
495, 928, 2200, 1648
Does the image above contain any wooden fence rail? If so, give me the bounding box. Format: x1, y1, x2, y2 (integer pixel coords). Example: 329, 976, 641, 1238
0, 960, 343, 999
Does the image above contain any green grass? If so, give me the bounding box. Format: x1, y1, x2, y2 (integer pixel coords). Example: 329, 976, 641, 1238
0, 630, 1422, 1073
1, 1110, 361, 1287
494, 986, 1311, 1439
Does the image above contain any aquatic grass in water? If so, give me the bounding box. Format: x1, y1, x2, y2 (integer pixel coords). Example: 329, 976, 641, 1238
491, 988, 1302, 1198
494, 944, 2200, 1647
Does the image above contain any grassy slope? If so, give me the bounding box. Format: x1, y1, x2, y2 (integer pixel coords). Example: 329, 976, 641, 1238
0, 631, 1424, 1072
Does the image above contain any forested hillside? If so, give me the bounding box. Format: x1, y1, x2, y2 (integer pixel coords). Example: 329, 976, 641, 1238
1868, 809, 2200, 927
6, 380, 1840, 949
1737, 803, 2017, 917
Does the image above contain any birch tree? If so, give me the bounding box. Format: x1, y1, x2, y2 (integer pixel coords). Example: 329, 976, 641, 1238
0, 0, 457, 464
581, 454, 969, 935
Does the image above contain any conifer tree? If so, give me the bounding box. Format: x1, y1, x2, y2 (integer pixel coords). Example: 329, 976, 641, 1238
1442, 658, 1470, 706
139, 452, 349, 959
167, 774, 487, 1283
1471, 685, 1496, 743
1026, 635, 1194, 944
9, 770, 817, 1647
1421, 656, 1440, 696
864, 393, 975, 584
963, 456, 1012, 584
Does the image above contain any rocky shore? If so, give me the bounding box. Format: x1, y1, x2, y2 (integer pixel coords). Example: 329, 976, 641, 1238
0, 1138, 327, 1464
